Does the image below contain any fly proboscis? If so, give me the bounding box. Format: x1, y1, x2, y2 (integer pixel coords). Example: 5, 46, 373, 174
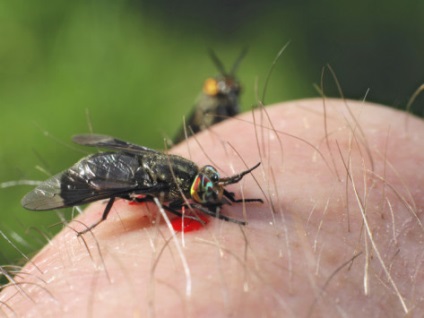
21, 134, 263, 235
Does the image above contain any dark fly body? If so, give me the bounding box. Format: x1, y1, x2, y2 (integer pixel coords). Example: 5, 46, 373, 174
173, 48, 247, 143
22, 134, 262, 234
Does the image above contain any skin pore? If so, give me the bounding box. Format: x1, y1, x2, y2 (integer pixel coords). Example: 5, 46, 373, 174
1, 98, 423, 317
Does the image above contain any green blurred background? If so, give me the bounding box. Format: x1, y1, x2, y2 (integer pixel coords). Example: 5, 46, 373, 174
1, 0, 423, 265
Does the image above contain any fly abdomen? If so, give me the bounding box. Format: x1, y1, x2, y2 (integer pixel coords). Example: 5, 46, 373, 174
60, 152, 145, 205
75, 152, 140, 183
22, 152, 144, 210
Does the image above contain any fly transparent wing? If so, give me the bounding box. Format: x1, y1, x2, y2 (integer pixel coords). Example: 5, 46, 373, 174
72, 134, 161, 155
21, 173, 66, 210
21, 170, 140, 211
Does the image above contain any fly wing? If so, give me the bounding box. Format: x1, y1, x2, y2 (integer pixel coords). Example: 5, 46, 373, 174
21, 173, 67, 210
72, 134, 161, 155
21, 172, 138, 210
21, 152, 168, 211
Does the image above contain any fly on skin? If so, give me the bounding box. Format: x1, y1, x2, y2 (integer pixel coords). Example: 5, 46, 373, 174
22, 134, 262, 234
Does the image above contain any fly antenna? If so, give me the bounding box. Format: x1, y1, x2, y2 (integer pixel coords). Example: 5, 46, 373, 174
219, 162, 261, 186
230, 46, 248, 76
208, 48, 228, 76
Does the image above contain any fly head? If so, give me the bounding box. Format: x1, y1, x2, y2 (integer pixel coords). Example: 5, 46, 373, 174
190, 165, 224, 206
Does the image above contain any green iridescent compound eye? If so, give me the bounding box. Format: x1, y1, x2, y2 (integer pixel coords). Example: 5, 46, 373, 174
202, 165, 220, 182
191, 165, 223, 204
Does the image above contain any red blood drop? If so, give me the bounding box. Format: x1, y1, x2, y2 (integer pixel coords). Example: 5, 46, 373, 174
171, 214, 209, 232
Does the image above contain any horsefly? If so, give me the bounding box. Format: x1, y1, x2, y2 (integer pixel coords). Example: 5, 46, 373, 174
22, 134, 262, 234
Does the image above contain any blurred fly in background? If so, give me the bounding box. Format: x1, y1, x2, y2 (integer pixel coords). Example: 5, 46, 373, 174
173, 48, 247, 143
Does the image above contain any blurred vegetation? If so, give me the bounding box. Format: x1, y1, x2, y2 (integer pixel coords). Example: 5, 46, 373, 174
1, 0, 423, 265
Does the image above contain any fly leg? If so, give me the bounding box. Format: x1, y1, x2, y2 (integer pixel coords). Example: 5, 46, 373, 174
162, 204, 205, 223
166, 200, 205, 223
169, 200, 247, 225
121, 195, 202, 223
77, 197, 116, 235
191, 203, 247, 225
223, 189, 264, 204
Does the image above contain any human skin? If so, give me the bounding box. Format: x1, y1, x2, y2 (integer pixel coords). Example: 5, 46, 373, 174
1, 98, 423, 317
